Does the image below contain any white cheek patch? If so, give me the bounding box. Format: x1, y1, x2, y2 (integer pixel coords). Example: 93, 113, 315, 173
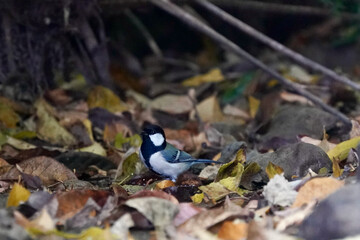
149, 133, 165, 146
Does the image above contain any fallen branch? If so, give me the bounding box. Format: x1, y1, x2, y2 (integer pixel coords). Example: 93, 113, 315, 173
196, 0, 360, 91
150, 0, 351, 125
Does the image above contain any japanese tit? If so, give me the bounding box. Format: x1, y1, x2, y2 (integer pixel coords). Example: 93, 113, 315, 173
140, 124, 220, 181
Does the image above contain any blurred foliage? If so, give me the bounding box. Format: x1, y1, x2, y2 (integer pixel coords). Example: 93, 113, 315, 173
320, 0, 360, 13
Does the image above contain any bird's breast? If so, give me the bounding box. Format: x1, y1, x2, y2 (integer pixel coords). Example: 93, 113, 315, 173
149, 152, 191, 179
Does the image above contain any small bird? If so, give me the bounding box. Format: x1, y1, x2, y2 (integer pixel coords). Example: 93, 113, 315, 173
140, 124, 221, 181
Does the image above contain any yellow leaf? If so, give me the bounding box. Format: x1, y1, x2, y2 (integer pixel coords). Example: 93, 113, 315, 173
155, 180, 175, 190
87, 86, 127, 113
219, 176, 245, 194
332, 160, 342, 178
182, 68, 224, 87
235, 148, 246, 164
191, 192, 204, 204
82, 119, 94, 142
78, 142, 106, 156
196, 95, 223, 122
248, 96, 260, 118
78, 227, 115, 240
7, 183, 31, 207
0, 101, 20, 128
327, 136, 360, 161
35, 98, 77, 146
265, 161, 284, 179
199, 182, 232, 201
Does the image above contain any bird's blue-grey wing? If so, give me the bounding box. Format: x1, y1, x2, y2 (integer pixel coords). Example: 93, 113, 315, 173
161, 143, 192, 163
163, 143, 220, 164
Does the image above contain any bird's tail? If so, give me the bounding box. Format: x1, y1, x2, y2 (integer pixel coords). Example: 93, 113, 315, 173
185, 159, 222, 164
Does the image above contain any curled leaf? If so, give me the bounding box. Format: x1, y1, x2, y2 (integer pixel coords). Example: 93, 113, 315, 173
266, 161, 284, 179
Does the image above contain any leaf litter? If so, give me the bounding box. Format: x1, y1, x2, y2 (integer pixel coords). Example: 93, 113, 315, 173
0, 8, 360, 240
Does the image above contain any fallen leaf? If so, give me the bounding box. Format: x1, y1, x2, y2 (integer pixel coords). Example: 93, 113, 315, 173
196, 95, 223, 122
215, 147, 246, 192
182, 68, 224, 87
115, 150, 141, 182
0, 156, 77, 186
0, 99, 20, 128
45, 88, 72, 106
56, 190, 110, 220
349, 120, 360, 139
248, 96, 260, 118
332, 159, 342, 178
292, 177, 344, 208
125, 197, 178, 238
35, 98, 77, 146
173, 203, 203, 227
179, 204, 250, 234
111, 213, 134, 239
103, 122, 132, 143
287, 65, 318, 84
223, 104, 251, 120
151, 94, 193, 114
280, 91, 314, 105
198, 182, 232, 201
60, 73, 87, 90
129, 190, 178, 204
29, 209, 55, 232
218, 221, 248, 240
327, 136, 360, 161
266, 161, 284, 179
78, 142, 107, 157
114, 133, 142, 150
87, 85, 127, 113
191, 192, 204, 204
7, 183, 31, 207
6, 136, 36, 150
155, 180, 175, 189
240, 162, 262, 190
12, 131, 37, 140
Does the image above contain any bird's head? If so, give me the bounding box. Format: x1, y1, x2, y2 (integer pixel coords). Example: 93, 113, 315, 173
141, 124, 166, 149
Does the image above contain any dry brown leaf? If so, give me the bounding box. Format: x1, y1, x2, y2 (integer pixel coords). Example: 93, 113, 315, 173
164, 128, 208, 153
0, 156, 77, 186
45, 89, 73, 106
173, 203, 203, 227
223, 104, 251, 120
151, 94, 193, 114
56, 190, 110, 220
218, 221, 248, 240
179, 205, 250, 234
196, 95, 223, 122
292, 177, 344, 208
103, 122, 132, 143
0, 158, 9, 167
280, 91, 314, 105
130, 190, 179, 205
349, 120, 360, 139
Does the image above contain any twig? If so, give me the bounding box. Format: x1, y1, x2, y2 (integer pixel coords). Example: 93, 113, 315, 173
149, 0, 351, 125
124, 9, 163, 59
196, 0, 360, 91
97, 0, 360, 21
2, 13, 15, 73
99, 0, 360, 21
